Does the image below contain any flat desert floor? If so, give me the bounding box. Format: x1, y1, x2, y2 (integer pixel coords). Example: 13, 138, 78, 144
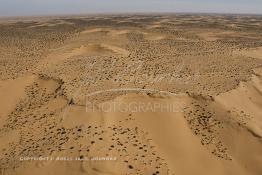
0, 14, 262, 175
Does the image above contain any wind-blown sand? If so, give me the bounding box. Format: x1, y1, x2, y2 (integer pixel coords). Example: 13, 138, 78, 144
0, 14, 262, 175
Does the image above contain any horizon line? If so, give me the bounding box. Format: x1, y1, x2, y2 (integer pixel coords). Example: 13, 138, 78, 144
0, 11, 262, 19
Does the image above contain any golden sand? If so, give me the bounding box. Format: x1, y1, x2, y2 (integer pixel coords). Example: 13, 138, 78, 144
0, 14, 262, 175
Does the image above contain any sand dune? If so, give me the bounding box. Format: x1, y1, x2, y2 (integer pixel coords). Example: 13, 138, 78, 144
234, 47, 262, 60
0, 14, 262, 175
7, 87, 262, 174
81, 28, 130, 36
71, 44, 130, 56
0, 76, 35, 127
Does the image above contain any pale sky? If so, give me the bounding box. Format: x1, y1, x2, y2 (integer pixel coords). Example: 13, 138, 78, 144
0, 0, 262, 17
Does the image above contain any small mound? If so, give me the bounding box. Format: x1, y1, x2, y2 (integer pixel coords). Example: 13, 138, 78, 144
144, 34, 167, 41
71, 44, 110, 55
71, 44, 130, 56
80, 28, 104, 34
197, 32, 219, 41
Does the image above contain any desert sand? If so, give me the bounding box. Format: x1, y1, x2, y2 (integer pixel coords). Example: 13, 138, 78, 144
0, 14, 262, 175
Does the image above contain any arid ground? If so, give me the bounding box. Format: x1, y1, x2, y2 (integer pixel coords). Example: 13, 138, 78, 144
0, 14, 262, 175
